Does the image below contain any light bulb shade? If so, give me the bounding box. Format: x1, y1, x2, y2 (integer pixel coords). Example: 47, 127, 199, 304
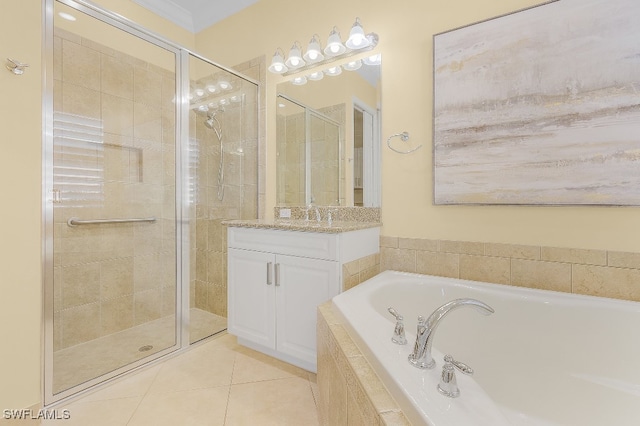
218, 80, 232, 90
345, 18, 371, 50
342, 59, 362, 71
324, 66, 342, 76
268, 49, 288, 74
303, 35, 324, 63
285, 42, 306, 69
291, 76, 308, 85
362, 53, 381, 66
307, 71, 324, 81
324, 27, 346, 57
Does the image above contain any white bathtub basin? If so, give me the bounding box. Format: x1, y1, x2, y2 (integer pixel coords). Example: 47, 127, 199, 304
332, 270, 640, 425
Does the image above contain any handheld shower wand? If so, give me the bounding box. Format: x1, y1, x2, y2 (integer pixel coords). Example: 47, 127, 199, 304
205, 110, 225, 201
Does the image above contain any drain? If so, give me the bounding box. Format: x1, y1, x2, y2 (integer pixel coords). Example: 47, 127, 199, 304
138, 345, 153, 352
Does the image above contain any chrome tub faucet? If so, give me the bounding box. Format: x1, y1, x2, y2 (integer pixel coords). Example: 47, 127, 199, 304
408, 298, 494, 369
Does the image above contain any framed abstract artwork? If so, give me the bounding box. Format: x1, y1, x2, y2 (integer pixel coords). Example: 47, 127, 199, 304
433, 0, 640, 205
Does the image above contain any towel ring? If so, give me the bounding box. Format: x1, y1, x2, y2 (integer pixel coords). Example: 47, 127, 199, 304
387, 131, 422, 154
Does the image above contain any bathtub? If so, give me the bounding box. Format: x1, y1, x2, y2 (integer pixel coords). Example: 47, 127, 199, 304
331, 270, 640, 426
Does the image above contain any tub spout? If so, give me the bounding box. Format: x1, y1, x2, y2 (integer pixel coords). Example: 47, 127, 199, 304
408, 298, 494, 369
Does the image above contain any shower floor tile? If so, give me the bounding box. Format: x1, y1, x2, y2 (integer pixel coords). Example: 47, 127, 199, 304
53, 308, 226, 393
43, 333, 319, 426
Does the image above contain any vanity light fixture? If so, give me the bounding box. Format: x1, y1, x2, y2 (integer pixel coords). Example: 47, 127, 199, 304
324, 27, 346, 57
363, 53, 381, 66
307, 70, 324, 81
303, 34, 324, 64
218, 79, 232, 90
268, 18, 379, 76
268, 48, 289, 74
342, 59, 362, 71
291, 76, 308, 85
345, 18, 370, 50
285, 42, 306, 70
324, 66, 342, 76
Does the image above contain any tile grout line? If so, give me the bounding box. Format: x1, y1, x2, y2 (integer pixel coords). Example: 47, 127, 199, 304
124, 361, 163, 426
221, 348, 238, 425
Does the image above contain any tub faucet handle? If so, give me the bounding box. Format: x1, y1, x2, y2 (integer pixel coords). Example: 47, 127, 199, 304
437, 354, 473, 398
444, 354, 473, 375
387, 307, 407, 345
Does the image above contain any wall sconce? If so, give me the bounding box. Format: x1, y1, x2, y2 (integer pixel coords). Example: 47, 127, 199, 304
268, 17, 379, 77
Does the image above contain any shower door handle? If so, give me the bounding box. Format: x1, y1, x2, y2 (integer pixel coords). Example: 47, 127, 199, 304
266, 262, 273, 285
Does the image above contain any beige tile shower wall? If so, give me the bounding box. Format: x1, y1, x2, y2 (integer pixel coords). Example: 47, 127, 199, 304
194, 219, 228, 317
380, 236, 640, 302
233, 56, 266, 220
282, 112, 305, 205
191, 56, 264, 318
53, 29, 176, 351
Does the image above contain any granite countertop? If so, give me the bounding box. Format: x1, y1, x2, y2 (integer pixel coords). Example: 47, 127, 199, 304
222, 219, 381, 234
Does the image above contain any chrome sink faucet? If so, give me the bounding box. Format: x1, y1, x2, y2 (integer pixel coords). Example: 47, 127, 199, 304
305, 203, 321, 222
408, 298, 494, 369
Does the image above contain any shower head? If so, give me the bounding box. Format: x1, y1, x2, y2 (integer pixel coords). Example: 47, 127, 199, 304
204, 107, 225, 129
204, 108, 220, 129
204, 116, 216, 129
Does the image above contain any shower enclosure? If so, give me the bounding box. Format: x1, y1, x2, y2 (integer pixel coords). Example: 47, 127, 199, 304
43, 0, 259, 404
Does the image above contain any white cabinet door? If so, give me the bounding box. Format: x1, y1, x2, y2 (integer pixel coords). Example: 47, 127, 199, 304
227, 248, 276, 350
275, 255, 339, 367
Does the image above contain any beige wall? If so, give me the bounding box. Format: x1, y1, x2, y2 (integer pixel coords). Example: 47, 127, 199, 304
0, 0, 43, 412
0, 0, 193, 410
196, 0, 640, 253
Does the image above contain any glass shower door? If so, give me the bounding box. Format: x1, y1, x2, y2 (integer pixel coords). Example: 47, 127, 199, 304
187, 54, 259, 343
47, 1, 179, 400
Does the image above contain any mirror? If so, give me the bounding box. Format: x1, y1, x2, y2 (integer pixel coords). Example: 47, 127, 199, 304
276, 55, 381, 207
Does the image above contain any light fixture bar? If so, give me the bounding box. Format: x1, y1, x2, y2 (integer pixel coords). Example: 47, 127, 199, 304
281, 33, 378, 77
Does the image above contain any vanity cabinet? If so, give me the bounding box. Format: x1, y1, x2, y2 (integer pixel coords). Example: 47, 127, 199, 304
227, 225, 379, 372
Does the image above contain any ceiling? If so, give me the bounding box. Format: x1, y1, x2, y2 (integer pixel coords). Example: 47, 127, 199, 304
131, 0, 259, 33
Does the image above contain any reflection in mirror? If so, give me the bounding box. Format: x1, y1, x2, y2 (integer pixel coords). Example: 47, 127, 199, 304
276, 95, 343, 206
276, 55, 381, 207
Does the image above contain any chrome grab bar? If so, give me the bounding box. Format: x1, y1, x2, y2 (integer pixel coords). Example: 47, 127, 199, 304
67, 217, 156, 227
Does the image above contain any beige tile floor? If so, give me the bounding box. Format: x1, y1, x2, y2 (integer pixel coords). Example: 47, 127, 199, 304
42, 333, 320, 425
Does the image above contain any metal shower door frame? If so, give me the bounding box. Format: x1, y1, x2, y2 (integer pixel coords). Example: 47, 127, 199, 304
42, 0, 260, 406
